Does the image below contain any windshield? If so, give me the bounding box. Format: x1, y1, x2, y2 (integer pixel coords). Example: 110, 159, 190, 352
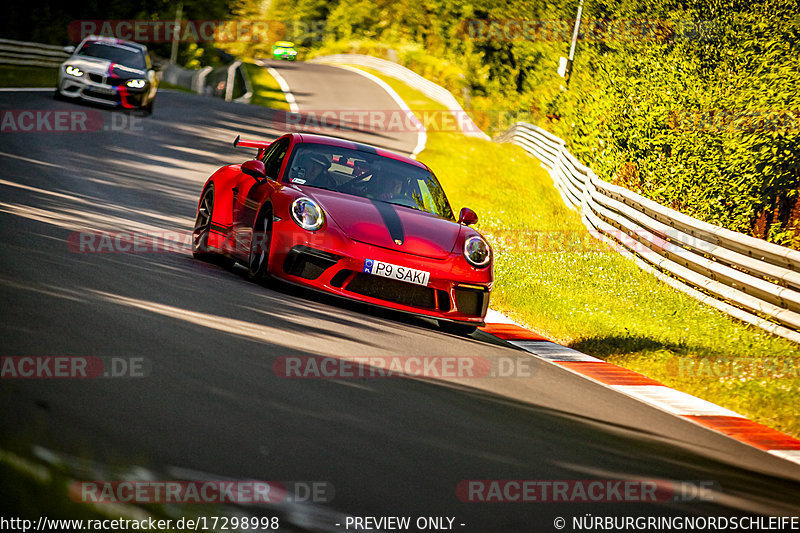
285, 144, 454, 219
77, 42, 147, 70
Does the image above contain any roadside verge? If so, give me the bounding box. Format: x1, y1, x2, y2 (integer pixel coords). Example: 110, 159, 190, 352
315, 63, 800, 442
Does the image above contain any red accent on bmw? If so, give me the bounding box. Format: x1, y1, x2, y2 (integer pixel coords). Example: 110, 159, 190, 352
192, 133, 493, 335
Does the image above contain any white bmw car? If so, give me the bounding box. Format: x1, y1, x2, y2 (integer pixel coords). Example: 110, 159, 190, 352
55, 36, 158, 114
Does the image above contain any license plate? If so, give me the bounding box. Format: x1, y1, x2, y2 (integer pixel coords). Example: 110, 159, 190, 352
93, 85, 115, 94
363, 259, 430, 286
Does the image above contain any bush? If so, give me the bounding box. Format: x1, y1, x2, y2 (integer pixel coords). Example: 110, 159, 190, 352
274, 0, 800, 248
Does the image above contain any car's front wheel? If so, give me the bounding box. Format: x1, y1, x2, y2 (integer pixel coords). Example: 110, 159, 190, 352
248, 205, 273, 281
192, 185, 215, 260
136, 100, 154, 116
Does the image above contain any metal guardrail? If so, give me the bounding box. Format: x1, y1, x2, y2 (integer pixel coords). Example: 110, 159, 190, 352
309, 54, 490, 141
0, 38, 69, 68
497, 122, 800, 343
161, 62, 251, 103
0, 37, 251, 104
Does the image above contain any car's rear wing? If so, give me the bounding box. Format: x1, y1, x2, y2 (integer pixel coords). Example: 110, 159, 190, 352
233, 135, 271, 159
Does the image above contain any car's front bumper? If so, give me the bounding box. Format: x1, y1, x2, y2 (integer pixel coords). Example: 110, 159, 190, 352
57, 75, 151, 109
265, 219, 492, 323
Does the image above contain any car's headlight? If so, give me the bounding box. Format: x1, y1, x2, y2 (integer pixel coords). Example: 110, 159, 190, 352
291, 197, 324, 231
126, 79, 146, 88
463, 236, 491, 267
65, 65, 83, 77
287, 50, 297, 55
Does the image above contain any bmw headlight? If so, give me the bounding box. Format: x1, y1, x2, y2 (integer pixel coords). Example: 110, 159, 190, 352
463, 236, 491, 268
65, 65, 84, 77
126, 79, 146, 89
291, 197, 324, 231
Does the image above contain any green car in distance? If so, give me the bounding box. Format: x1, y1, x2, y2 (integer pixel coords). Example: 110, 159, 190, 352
272, 41, 298, 61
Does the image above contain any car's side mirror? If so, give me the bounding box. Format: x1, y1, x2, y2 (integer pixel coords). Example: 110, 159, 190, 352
63, 45, 75, 54
458, 207, 478, 226
241, 159, 266, 181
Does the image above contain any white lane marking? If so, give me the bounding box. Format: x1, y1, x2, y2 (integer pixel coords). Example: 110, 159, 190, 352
0, 87, 54, 92
331, 64, 427, 159
611, 385, 745, 417
0, 151, 59, 168
258, 62, 299, 113
509, 340, 602, 362
768, 450, 800, 466
484, 308, 520, 325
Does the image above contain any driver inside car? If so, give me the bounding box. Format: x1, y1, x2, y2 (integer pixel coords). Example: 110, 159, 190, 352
293, 152, 336, 189
371, 172, 408, 203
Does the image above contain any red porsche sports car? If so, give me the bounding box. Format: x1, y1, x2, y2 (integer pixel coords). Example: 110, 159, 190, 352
192, 133, 492, 334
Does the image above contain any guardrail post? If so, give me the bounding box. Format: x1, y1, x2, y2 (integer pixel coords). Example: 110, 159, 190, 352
233, 63, 252, 104
194, 66, 212, 94
225, 60, 241, 102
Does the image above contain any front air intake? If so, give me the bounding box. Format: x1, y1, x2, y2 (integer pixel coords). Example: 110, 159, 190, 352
282, 246, 340, 280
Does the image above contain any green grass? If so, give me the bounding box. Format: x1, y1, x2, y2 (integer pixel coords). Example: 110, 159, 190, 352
241, 61, 290, 111
0, 66, 58, 87
157, 80, 194, 93
347, 65, 800, 438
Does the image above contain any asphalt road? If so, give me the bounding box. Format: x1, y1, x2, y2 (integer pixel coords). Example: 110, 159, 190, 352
263, 59, 420, 155
1, 74, 799, 532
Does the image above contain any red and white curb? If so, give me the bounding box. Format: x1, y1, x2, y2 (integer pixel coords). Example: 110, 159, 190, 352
481, 309, 800, 466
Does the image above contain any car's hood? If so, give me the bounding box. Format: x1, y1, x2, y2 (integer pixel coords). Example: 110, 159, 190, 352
65, 56, 146, 79
307, 188, 461, 260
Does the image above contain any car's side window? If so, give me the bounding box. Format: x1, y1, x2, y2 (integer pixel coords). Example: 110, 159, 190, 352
261, 139, 290, 180
259, 141, 280, 167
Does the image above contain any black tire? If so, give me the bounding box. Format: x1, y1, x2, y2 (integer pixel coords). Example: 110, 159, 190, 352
139, 99, 154, 116
53, 88, 64, 101
438, 321, 477, 336
248, 205, 273, 281
192, 185, 215, 260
